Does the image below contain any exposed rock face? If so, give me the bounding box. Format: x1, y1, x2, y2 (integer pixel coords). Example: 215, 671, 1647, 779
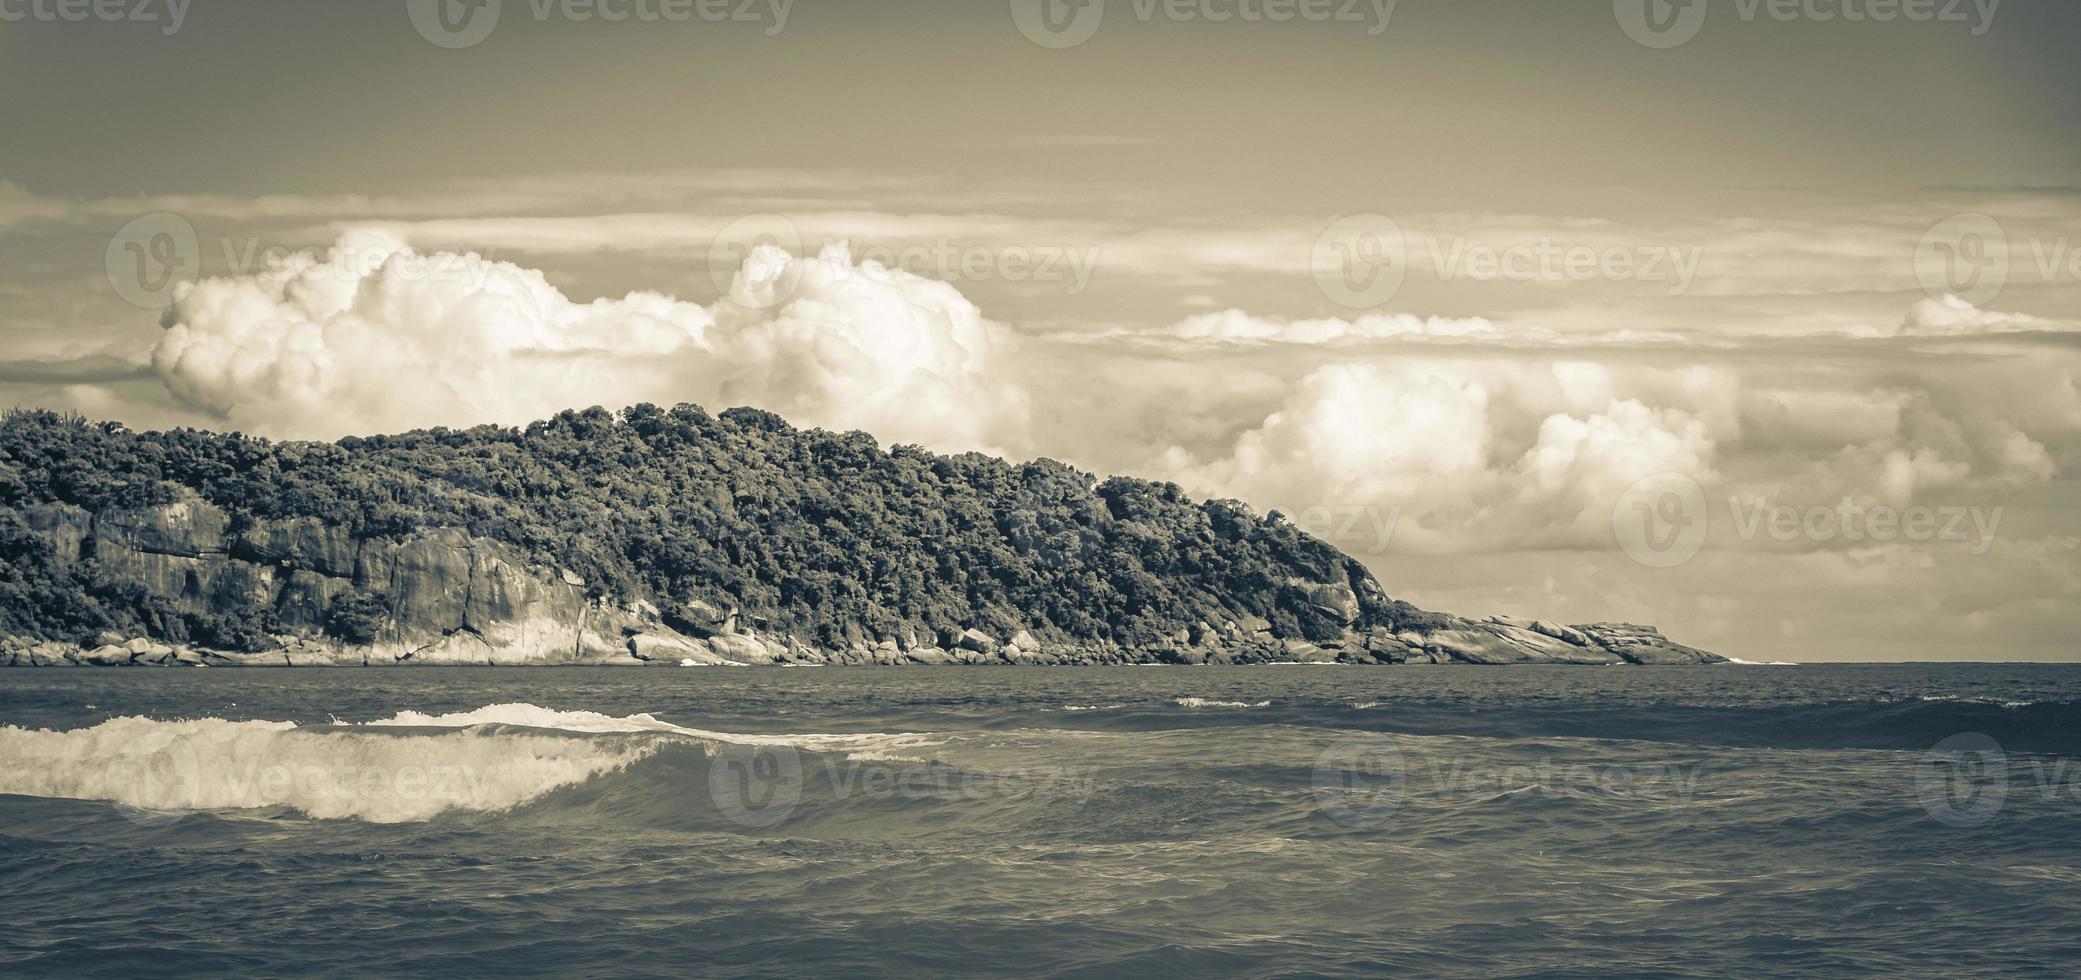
18, 499, 655, 667
6, 498, 1724, 667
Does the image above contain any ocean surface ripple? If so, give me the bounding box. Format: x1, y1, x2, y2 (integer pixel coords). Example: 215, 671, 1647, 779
2, 664, 2078, 978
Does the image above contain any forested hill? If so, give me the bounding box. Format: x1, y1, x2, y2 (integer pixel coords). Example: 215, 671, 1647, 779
0, 405, 1720, 666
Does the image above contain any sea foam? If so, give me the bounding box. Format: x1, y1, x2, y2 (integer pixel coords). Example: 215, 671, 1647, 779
0, 704, 936, 823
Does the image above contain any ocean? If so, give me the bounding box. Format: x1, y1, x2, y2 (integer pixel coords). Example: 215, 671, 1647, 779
2, 664, 2078, 977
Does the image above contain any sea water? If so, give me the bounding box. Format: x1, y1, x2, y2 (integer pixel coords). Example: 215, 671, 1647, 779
2, 664, 2078, 977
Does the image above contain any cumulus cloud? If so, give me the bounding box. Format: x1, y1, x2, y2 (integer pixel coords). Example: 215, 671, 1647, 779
1170, 310, 1516, 345
151, 231, 1025, 453
1900, 295, 2078, 336
1163, 361, 1718, 554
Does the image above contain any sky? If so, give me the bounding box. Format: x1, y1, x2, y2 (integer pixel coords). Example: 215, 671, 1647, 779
2, 0, 2078, 661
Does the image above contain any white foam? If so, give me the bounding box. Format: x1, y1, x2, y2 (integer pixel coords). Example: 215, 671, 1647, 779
0, 715, 656, 823
0, 704, 942, 822
1172, 697, 1272, 709
1724, 657, 1801, 666
359, 703, 935, 752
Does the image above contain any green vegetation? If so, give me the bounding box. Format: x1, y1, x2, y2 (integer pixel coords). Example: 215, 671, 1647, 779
0, 405, 1433, 649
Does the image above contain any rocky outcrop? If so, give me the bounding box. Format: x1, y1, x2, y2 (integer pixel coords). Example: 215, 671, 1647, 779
5, 498, 1723, 668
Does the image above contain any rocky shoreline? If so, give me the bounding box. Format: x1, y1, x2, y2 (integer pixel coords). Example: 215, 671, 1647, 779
1, 615, 1723, 669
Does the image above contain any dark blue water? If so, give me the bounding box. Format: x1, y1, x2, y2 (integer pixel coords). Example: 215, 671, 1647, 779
3, 665, 2079, 977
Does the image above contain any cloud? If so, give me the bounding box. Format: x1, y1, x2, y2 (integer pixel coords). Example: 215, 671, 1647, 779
1163, 361, 1718, 554
1900, 295, 2079, 336
0, 353, 151, 385
1170, 309, 1516, 345
150, 230, 1025, 452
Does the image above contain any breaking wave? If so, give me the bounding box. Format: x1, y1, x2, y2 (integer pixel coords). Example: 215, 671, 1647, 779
1172, 697, 1272, 709
0, 704, 935, 824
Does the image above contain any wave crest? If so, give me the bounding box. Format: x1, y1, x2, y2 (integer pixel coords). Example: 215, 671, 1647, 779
1172, 697, 1272, 709
0, 704, 937, 823
0, 715, 660, 823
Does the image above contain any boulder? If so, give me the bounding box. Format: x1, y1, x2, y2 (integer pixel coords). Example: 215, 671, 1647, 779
1575, 623, 1725, 664
1426, 624, 1624, 665
667, 597, 737, 638
707, 632, 783, 665
628, 632, 706, 663
77, 645, 136, 667
1280, 639, 1340, 663
956, 629, 999, 655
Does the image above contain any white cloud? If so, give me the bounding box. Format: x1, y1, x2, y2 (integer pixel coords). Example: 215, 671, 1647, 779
151, 231, 1025, 453
1900, 295, 2078, 336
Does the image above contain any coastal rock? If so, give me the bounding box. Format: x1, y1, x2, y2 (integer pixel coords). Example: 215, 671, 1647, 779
1576, 623, 1725, 665
629, 632, 709, 663
956, 629, 999, 655
77, 645, 136, 667
1425, 623, 1625, 665
1279, 639, 1340, 663
1292, 580, 1361, 625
